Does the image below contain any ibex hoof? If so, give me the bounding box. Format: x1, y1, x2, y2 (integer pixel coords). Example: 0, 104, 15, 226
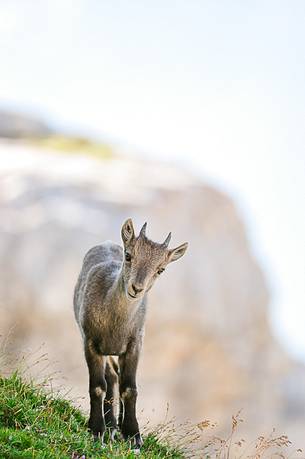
92, 431, 105, 444
110, 427, 121, 441
132, 433, 143, 451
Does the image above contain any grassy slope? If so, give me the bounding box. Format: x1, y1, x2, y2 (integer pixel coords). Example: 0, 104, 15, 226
0, 373, 183, 459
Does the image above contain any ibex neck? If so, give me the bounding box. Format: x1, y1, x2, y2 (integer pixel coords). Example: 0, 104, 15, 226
111, 266, 140, 311
116, 267, 126, 299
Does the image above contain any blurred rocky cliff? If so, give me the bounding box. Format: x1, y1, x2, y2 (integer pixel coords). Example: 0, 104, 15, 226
0, 138, 304, 445
0, 110, 51, 139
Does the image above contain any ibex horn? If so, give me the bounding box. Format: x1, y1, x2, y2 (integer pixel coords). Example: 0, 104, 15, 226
140, 222, 147, 237
162, 232, 171, 247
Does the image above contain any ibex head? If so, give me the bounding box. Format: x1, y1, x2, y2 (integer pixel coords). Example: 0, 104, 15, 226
121, 218, 188, 301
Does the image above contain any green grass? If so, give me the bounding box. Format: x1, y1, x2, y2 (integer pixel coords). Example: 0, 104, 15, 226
0, 373, 183, 459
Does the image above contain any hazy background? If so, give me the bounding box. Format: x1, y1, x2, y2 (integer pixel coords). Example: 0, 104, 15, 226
0, 0, 304, 447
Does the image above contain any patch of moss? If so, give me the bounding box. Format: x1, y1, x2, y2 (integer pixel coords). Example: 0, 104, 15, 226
29, 135, 114, 160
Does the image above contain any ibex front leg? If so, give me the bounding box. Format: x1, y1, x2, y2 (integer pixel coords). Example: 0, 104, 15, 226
119, 340, 142, 449
85, 340, 107, 442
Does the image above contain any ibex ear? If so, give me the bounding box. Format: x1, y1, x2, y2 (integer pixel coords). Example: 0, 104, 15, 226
167, 242, 188, 263
121, 218, 135, 245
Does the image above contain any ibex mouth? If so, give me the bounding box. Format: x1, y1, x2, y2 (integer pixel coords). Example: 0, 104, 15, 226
127, 291, 137, 299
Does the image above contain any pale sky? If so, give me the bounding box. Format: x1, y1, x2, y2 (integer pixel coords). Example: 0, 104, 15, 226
0, 0, 304, 360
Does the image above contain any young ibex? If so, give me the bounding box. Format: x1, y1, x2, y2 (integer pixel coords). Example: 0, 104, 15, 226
73, 219, 188, 449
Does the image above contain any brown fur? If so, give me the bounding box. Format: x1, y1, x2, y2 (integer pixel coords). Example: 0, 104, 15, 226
73, 219, 188, 448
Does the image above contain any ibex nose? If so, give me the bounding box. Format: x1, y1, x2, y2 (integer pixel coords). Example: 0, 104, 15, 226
131, 283, 144, 295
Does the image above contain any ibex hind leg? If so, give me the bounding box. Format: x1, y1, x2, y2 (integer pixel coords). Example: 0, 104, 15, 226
104, 357, 119, 440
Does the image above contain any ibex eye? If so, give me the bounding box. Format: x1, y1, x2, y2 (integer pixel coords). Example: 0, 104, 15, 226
157, 268, 165, 275
125, 252, 132, 262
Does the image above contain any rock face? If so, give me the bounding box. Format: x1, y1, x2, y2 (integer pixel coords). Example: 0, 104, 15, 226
0, 140, 304, 444
0, 110, 51, 139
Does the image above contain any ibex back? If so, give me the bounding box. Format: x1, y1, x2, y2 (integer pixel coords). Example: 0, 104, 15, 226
73, 219, 188, 449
